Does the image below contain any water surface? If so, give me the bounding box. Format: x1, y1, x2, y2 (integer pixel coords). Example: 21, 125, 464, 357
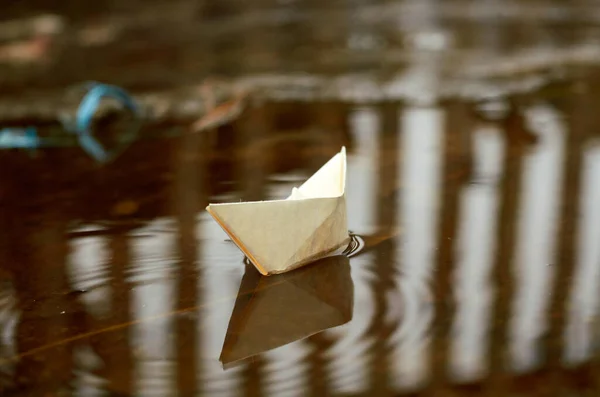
2, 2, 600, 396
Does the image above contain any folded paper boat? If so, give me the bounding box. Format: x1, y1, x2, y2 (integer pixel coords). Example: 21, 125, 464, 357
206, 147, 349, 275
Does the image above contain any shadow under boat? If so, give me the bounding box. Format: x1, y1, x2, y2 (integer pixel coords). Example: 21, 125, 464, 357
219, 254, 354, 368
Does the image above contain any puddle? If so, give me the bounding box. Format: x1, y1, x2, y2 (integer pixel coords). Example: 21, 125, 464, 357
3, 2, 600, 396
3, 84, 600, 395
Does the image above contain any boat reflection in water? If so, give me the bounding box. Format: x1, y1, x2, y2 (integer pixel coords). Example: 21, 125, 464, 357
219, 254, 354, 368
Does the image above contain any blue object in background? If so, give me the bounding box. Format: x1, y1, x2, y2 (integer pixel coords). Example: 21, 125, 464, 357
71, 82, 142, 163
0, 127, 40, 149
0, 82, 142, 163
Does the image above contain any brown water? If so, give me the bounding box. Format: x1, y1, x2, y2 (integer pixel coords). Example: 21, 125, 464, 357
4, 1, 600, 396
2, 90, 600, 396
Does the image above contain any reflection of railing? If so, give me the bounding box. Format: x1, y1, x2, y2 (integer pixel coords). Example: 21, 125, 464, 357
2, 73, 600, 396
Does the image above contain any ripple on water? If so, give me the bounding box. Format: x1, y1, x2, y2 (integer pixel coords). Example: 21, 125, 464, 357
345, 232, 433, 393
390, 274, 433, 345
0, 282, 17, 390
191, 230, 432, 395
2, 222, 433, 396
343, 233, 365, 258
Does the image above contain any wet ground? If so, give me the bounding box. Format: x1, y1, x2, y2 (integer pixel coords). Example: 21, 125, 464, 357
3, 1, 600, 397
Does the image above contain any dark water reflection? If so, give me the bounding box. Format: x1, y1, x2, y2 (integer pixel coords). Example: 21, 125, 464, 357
3, 5, 600, 394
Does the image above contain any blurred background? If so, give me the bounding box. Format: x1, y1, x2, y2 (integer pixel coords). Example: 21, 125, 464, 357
2, 1, 600, 396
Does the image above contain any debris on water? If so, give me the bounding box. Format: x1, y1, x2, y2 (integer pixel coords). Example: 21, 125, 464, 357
0, 127, 39, 149
0, 80, 250, 162
65, 82, 142, 163
0, 82, 141, 163
191, 89, 247, 132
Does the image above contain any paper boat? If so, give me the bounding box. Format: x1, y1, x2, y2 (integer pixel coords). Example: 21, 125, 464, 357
206, 147, 349, 275
220, 254, 354, 367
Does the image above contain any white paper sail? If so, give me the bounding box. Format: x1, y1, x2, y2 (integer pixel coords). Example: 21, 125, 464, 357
206, 147, 349, 275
